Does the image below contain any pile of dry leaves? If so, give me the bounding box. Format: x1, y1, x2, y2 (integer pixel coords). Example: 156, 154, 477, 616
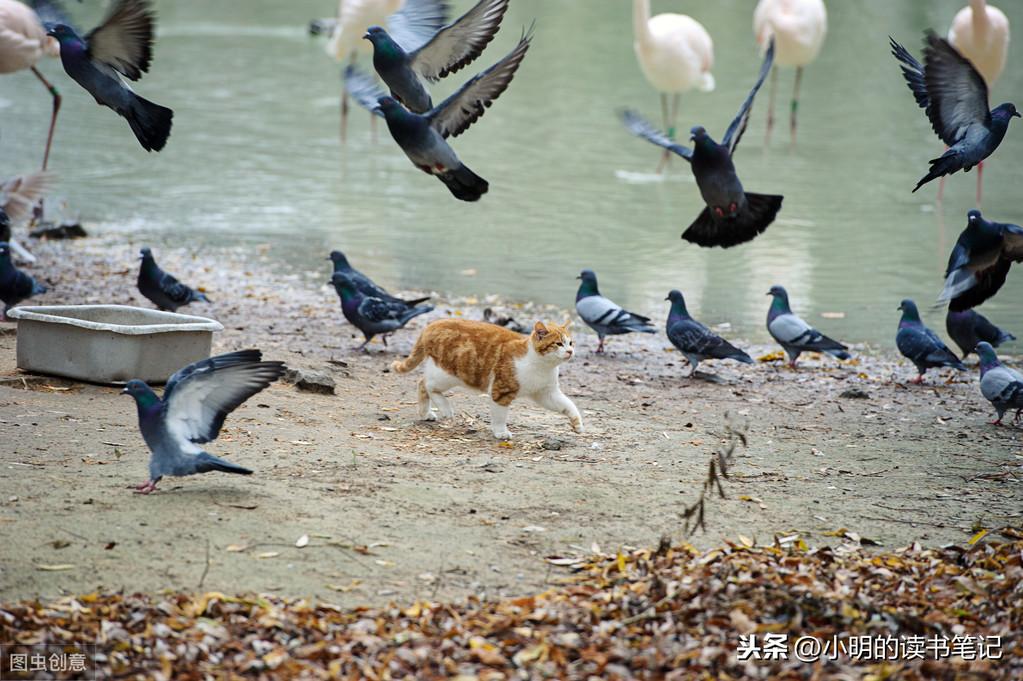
2, 535, 1020, 679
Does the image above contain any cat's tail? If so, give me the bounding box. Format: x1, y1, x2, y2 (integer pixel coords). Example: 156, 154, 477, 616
391, 335, 429, 374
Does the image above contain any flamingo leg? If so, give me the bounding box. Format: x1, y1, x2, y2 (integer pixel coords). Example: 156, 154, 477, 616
31, 66, 61, 172
656, 93, 670, 173
764, 65, 777, 146
790, 66, 802, 147
340, 86, 349, 144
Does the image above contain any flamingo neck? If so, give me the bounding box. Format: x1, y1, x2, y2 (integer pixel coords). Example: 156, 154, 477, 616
633, 0, 652, 45
970, 0, 989, 34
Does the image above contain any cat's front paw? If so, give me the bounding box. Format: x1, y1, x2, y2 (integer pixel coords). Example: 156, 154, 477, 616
570, 417, 584, 434
423, 411, 438, 422
492, 429, 513, 440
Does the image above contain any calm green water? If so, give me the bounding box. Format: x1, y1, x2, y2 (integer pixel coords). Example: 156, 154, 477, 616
2, 0, 1022, 347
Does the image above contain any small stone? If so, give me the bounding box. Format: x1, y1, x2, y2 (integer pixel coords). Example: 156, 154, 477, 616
283, 368, 335, 395
540, 437, 564, 451
839, 388, 870, 399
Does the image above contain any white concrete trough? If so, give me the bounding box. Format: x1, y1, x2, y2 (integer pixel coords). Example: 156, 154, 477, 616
5, 305, 223, 384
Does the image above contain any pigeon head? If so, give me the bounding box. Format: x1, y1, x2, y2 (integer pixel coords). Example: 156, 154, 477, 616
767, 285, 788, 300
0, 243, 10, 264
666, 290, 689, 319
328, 250, 350, 269
766, 285, 791, 314
45, 23, 83, 47
139, 247, 153, 260
575, 269, 599, 299
0, 208, 9, 229
975, 341, 1001, 372
689, 126, 709, 143
897, 299, 921, 323
121, 379, 160, 409
992, 103, 1020, 121
363, 26, 400, 54
377, 96, 402, 115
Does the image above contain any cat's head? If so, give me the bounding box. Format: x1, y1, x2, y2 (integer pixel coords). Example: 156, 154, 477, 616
531, 320, 574, 362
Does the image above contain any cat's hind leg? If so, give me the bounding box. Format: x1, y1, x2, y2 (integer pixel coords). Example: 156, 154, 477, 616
536, 390, 584, 434
417, 378, 436, 421
423, 359, 456, 419
489, 401, 513, 440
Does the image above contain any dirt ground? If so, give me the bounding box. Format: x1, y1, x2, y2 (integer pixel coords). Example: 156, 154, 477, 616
1, 236, 1021, 607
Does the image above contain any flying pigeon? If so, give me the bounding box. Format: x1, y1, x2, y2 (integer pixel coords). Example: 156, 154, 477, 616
939, 209, 1023, 311
364, 0, 510, 113
331, 271, 433, 350
665, 289, 752, 376
895, 299, 965, 383
890, 33, 1018, 195
121, 349, 285, 494
619, 40, 783, 248
766, 285, 850, 368
137, 247, 210, 312
574, 269, 655, 353
976, 341, 1023, 425
1, 172, 56, 262
46, 0, 174, 152
0, 243, 47, 319
328, 250, 430, 306
345, 26, 532, 201
946, 308, 1015, 359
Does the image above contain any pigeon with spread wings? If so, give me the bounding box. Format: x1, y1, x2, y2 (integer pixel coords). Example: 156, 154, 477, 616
620, 40, 783, 248
890, 32, 1018, 200
346, 26, 532, 201
121, 350, 285, 494
364, 0, 510, 113
939, 209, 1023, 311
46, 0, 173, 151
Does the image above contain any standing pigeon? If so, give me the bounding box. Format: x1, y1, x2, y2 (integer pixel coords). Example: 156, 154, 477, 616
328, 249, 430, 306
331, 271, 433, 350
895, 299, 965, 383
890, 33, 1018, 197
946, 308, 1015, 359
976, 341, 1023, 425
121, 349, 285, 494
620, 40, 783, 248
766, 285, 850, 368
574, 269, 655, 353
364, 0, 510, 113
137, 247, 210, 312
345, 27, 532, 201
46, 0, 173, 152
939, 209, 1023, 311
0, 242, 47, 318
665, 289, 752, 376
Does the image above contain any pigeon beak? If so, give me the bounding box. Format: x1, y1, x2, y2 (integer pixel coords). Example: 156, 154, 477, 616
664, 296, 670, 301
363, 31, 371, 40
1015, 111, 1022, 118
120, 387, 129, 395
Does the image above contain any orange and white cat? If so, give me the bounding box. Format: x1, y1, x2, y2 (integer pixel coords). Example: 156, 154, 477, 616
392, 319, 583, 439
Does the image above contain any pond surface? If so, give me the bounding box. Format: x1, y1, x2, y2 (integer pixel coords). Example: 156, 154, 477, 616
3, 0, 1022, 346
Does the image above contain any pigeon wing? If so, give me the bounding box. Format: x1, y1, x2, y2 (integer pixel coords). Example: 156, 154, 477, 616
410, 0, 509, 82
343, 64, 386, 118
85, 0, 155, 81
921, 31, 991, 145
619, 109, 692, 161
0, 172, 55, 225
722, 38, 774, 155
387, 0, 449, 53
998, 223, 1023, 263
428, 26, 532, 139
889, 36, 929, 111
158, 272, 196, 306
357, 295, 406, 323
163, 350, 285, 445
768, 313, 811, 344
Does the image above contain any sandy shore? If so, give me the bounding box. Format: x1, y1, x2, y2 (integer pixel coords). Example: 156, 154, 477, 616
1, 234, 1020, 606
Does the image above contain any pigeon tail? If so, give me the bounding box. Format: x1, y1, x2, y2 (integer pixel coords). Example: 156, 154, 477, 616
399, 304, 434, 326
437, 165, 489, 202
195, 452, 253, 476
125, 94, 174, 152
913, 149, 965, 191
402, 295, 432, 306
683, 193, 783, 248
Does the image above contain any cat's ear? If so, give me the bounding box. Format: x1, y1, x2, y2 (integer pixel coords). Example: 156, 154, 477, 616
533, 321, 548, 339
562, 318, 573, 330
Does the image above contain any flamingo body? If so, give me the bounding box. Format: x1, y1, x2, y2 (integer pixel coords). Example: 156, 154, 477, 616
0, 0, 57, 74
326, 0, 404, 62
753, 0, 826, 68
948, 0, 1009, 88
